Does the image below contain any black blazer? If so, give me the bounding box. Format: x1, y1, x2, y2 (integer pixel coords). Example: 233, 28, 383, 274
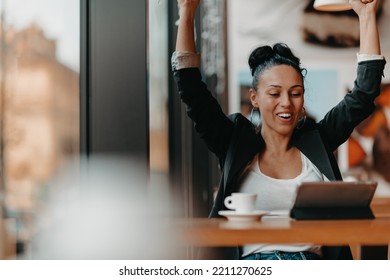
173, 59, 386, 260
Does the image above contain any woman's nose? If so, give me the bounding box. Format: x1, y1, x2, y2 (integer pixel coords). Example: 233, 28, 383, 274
280, 93, 291, 106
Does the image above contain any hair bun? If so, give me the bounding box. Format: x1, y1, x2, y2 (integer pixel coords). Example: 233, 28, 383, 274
248, 45, 273, 76
248, 43, 301, 76
248, 43, 305, 90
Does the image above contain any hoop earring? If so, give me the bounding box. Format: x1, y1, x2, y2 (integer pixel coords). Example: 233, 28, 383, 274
250, 107, 261, 132
296, 107, 307, 130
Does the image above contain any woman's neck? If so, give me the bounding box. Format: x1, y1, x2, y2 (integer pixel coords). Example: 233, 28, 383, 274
260, 128, 293, 155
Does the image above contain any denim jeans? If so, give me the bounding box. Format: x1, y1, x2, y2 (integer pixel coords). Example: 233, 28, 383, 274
241, 251, 322, 260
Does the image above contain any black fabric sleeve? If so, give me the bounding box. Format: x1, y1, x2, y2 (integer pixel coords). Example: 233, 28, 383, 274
318, 59, 386, 151
173, 68, 234, 161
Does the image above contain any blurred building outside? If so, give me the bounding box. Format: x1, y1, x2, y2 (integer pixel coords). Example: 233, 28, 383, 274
0, 21, 79, 258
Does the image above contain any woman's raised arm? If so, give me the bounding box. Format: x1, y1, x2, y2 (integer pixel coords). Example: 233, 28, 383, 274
350, 0, 381, 55
175, 0, 200, 52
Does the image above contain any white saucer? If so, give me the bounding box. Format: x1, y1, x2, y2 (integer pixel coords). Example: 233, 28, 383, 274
218, 210, 268, 222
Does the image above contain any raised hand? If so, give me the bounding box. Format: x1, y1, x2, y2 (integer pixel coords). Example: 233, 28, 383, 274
175, 0, 200, 52
177, 0, 200, 19
349, 0, 381, 55
350, 0, 379, 18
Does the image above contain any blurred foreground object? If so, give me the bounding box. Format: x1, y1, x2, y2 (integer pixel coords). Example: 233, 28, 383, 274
29, 156, 181, 259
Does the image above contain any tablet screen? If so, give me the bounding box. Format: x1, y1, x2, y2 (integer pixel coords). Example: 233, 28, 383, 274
293, 181, 377, 208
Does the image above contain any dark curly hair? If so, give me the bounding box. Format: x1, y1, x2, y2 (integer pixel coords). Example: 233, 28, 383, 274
248, 43, 306, 90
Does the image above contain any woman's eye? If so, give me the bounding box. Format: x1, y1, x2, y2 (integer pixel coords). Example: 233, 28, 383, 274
269, 92, 280, 97
291, 92, 302, 97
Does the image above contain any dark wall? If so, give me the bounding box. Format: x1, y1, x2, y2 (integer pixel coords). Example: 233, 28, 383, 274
80, 0, 148, 185
81, 0, 147, 156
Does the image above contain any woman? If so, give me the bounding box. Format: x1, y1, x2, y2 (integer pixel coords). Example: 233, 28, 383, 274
172, 0, 385, 260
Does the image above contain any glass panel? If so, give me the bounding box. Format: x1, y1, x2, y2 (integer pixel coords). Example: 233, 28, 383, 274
148, 0, 169, 199
0, 0, 80, 259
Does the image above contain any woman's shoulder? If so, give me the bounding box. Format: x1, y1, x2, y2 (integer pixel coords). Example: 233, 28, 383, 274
301, 117, 318, 130
227, 113, 263, 139
226, 113, 265, 150
227, 113, 244, 121
227, 113, 253, 126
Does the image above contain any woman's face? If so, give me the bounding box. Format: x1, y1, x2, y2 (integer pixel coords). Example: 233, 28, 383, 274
250, 64, 304, 137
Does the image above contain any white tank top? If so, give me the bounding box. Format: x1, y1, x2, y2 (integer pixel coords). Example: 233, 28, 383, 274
239, 152, 325, 257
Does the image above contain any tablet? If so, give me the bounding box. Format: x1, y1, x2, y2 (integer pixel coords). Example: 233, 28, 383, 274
290, 181, 377, 220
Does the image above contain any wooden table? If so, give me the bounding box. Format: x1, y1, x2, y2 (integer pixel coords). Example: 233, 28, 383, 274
179, 217, 390, 247
177, 198, 390, 259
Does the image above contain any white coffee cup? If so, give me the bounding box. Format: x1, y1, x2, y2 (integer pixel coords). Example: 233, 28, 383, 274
224, 193, 257, 213
313, 0, 352, 11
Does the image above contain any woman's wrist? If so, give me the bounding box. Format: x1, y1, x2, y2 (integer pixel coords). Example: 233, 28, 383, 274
358, 12, 377, 24
176, 10, 197, 53
178, 14, 195, 28
178, 7, 196, 21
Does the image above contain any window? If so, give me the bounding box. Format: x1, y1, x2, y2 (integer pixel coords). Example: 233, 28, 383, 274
0, 0, 80, 258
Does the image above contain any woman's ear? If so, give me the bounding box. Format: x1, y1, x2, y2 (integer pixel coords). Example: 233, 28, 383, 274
249, 88, 258, 107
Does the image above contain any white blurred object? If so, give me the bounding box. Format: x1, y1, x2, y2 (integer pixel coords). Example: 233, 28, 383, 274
30, 156, 181, 259
313, 0, 352, 11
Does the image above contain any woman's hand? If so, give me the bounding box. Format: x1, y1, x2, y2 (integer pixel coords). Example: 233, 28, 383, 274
175, 0, 200, 52
350, 0, 378, 19
177, 0, 200, 19
177, 0, 200, 10
350, 0, 381, 55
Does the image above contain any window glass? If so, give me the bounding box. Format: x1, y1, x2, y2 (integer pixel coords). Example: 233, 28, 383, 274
148, 0, 169, 196
0, 0, 80, 258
